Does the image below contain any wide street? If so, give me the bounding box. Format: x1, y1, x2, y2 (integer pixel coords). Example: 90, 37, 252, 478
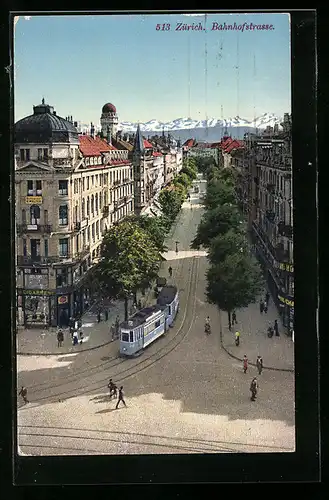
17, 178, 295, 455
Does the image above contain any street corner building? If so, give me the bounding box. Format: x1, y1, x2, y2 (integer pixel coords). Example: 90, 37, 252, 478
231, 114, 294, 331
14, 99, 183, 328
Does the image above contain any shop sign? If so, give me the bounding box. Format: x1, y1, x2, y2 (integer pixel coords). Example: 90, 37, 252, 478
26, 224, 38, 230
278, 292, 294, 308
25, 196, 43, 204
278, 262, 294, 273
58, 295, 68, 304
21, 289, 55, 296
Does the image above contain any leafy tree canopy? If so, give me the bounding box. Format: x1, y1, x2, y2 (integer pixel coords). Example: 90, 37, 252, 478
191, 204, 242, 249
180, 165, 197, 181
97, 220, 161, 301
173, 172, 191, 189
123, 214, 168, 253
208, 229, 248, 265
203, 180, 236, 210
206, 252, 264, 314
159, 187, 183, 220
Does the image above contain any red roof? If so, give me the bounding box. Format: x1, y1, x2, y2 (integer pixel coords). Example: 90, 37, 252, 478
220, 137, 234, 150
79, 135, 117, 156
223, 140, 244, 154
143, 139, 153, 149
183, 138, 195, 148
152, 152, 163, 157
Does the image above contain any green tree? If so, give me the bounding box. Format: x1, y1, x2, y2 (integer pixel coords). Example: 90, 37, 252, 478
191, 204, 242, 249
123, 214, 168, 253
206, 252, 264, 329
208, 229, 248, 265
96, 220, 161, 320
159, 187, 183, 221
203, 180, 236, 211
181, 165, 197, 181
173, 172, 191, 189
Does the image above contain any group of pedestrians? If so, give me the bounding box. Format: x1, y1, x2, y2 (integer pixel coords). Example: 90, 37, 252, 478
108, 379, 127, 409
243, 355, 264, 375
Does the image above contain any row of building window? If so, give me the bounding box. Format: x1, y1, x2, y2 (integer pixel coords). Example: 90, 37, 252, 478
26, 172, 132, 197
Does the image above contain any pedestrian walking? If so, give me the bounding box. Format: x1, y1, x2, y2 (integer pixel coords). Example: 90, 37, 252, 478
97, 310, 101, 323
265, 292, 270, 305
115, 386, 127, 409
115, 315, 120, 334
273, 319, 279, 336
235, 330, 240, 346
250, 377, 258, 402
79, 331, 84, 344
260, 300, 264, 314
243, 355, 248, 374
232, 311, 237, 325
267, 325, 274, 338
168, 266, 173, 278
111, 323, 116, 341
104, 309, 109, 321
175, 241, 179, 254
256, 356, 263, 375
264, 301, 268, 314
19, 386, 29, 404
108, 379, 117, 398
57, 329, 64, 348
72, 330, 78, 346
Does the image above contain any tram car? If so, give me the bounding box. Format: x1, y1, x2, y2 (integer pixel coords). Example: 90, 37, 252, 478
119, 285, 179, 357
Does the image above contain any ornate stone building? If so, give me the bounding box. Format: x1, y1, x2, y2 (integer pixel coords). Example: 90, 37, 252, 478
15, 100, 133, 328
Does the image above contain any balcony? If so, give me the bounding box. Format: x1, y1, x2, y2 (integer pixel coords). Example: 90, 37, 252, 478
102, 205, 109, 217
278, 221, 293, 239
16, 224, 52, 235
17, 246, 91, 267
265, 210, 276, 223
266, 183, 275, 192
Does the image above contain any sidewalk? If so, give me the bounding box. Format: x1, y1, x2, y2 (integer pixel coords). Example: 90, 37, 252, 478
220, 298, 294, 372
16, 298, 133, 356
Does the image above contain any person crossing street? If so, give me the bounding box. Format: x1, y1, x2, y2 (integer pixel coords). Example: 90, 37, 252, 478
19, 386, 29, 404
243, 355, 248, 374
115, 386, 127, 409
256, 356, 263, 375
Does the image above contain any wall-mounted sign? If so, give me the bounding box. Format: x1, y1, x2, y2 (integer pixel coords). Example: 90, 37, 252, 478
26, 224, 38, 231
21, 289, 55, 296
278, 262, 294, 273
58, 295, 68, 304
25, 196, 43, 204
278, 293, 294, 308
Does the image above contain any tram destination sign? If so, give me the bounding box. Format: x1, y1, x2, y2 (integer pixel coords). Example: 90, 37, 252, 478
19, 288, 56, 296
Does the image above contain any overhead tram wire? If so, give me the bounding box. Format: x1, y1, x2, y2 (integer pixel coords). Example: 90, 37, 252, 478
204, 13, 208, 140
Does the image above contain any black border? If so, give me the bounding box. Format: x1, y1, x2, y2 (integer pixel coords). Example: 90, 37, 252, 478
0, 8, 319, 487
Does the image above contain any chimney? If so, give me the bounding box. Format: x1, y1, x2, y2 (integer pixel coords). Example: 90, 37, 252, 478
53, 111, 56, 116
74, 121, 78, 127
90, 122, 95, 138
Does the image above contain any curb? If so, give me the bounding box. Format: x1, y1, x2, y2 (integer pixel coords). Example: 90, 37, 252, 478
219, 316, 294, 374
17, 339, 114, 357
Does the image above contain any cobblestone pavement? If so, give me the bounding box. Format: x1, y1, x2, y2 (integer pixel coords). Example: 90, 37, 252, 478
17, 180, 295, 455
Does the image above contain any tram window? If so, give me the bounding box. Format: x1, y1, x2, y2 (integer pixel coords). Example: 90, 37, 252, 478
155, 319, 160, 328
168, 306, 171, 315
122, 332, 129, 342
130, 331, 134, 343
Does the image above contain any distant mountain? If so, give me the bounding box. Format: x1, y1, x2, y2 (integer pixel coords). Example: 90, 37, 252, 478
78, 113, 283, 142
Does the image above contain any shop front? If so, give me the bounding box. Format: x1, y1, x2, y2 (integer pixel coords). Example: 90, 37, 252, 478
277, 291, 294, 331
17, 288, 56, 327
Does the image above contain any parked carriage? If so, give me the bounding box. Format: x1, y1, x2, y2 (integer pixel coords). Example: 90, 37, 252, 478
119, 285, 179, 357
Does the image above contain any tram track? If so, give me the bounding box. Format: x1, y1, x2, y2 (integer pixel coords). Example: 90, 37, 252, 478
19, 254, 199, 406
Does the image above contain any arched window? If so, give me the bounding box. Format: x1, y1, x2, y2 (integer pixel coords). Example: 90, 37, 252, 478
30, 205, 40, 224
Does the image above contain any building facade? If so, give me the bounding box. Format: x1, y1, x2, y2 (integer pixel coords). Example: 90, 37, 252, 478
15, 100, 133, 328
234, 114, 294, 330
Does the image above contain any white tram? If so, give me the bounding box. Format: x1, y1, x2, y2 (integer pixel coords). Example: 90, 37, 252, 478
119, 285, 179, 357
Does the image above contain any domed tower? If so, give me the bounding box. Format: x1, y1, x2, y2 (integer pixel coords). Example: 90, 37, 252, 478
100, 102, 118, 138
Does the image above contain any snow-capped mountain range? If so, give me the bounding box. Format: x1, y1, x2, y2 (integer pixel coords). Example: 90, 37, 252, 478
78, 113, 283, 141
118, 113, 281, 133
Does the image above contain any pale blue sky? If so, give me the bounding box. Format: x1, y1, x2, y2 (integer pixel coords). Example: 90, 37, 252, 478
14, 13, 291, 124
